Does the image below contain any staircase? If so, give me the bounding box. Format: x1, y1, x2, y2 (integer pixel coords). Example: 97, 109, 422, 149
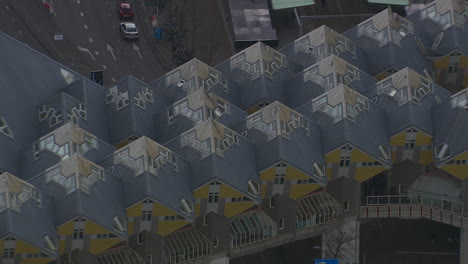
361, 195, 467, 228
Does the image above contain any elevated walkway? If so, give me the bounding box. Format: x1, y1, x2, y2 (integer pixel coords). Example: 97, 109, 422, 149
361, 195, 467, 228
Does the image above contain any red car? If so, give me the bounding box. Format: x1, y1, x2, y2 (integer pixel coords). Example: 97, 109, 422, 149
118, 3, 134, 20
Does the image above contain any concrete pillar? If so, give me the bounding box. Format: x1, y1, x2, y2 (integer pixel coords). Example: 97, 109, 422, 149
206, 256, 230, 264
461, 227, 468, 264
321, 216, 360, 264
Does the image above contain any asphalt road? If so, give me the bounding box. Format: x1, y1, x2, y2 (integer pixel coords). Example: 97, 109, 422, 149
1, 0, 168, 86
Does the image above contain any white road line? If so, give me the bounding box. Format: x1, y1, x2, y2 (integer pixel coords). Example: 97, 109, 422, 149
107, 44, 117, 60
132, 64, 136, 69
103, 65, 108, 69
77, 46, 96, 61
84, 25, 88, 29
105, 1, 108, 5
112, 77, 116, 82
94, 51, 99, 55
5, 5, 9, 10
133, 43, 143, 59
89, 38, 93, 43
12, 17, 15, 23
80, 12, 84, 16
18, 30, 22, 35
77, 0, 80, 4
141, 76, 145, 81
109, 13, 112, 16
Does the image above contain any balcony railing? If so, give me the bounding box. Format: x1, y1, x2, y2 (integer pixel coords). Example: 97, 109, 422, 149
362, 195, 466, 228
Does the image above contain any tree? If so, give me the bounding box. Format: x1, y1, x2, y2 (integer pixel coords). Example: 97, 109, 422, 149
321, 219, 359, 261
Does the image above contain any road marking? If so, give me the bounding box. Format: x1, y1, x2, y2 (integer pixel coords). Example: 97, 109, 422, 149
80, 12, 84, 16
18, 30, 22, 35
103, 65, 108, 69
89, 38, 93, 43
109, 13, 112, 16
133, 43, 143, 59
12, 17, 15, 23
107, 44, 117, 60
77, 0, 80, 4
5, 5, 9, 10
141, 76, 145, 81
113, 26, 116, 30
105, 0, 108, 5
84, 25, 88, 29
94, 51, 99, 55
112, 77, 116, 82
132, 64, 136, 69
78, 46, 96, 61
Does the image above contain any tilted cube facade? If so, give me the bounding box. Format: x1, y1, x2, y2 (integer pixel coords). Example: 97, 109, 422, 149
0, 1, 467, 263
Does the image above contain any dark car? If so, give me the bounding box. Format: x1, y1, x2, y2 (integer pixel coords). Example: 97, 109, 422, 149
118, 3, 134, 20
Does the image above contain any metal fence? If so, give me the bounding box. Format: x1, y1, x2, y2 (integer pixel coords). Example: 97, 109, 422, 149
366, 195, 463, 215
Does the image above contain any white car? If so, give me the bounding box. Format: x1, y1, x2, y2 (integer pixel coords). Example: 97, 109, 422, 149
120, 22, 139, 39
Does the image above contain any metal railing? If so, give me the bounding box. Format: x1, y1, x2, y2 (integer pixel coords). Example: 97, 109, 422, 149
365, 195, 463, 215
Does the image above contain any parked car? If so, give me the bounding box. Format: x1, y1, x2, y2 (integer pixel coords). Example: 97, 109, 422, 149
120, 22, 140, 39
117, 2, 134, 20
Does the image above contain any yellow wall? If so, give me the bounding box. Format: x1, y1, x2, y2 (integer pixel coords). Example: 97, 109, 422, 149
350, 149, 375, 163
285, 166, 309, 180
15, 240, 52, 264
114, 140, 130, 149
127, 203, 143, 217
195, 203, 201, 216
193, 185, 210, 199
261, 185, 267, 198
326, 168, 332, 181
415, 132, 432, 146
434, 56, 450, 69
290, 184, 320, 200
260, 167, 275, 181
85, 221, 109, 234
374, 72, 390, 81
355, 167, 386, 182
153, 202, 177, 216
325, 149, 341, 163
15, 240, 40, 254
89, 238, 121, 255
419, 150, 434, 165
246, 105, 261, 115
158, 221, 188, 236
0, 240, 3, 252
220, 185, 243, 198
390, 132, 406, 146
224, 202, 255, 217
57, 221, 75, 236
441, 152, 468, 180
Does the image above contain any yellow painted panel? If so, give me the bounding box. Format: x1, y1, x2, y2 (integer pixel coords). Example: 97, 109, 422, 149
374, 72, 389, 81
285, 166, 309, 180
59, 240, 65, 254
261, 185, 267, 198
158, 220, 188, 236
326, 168, 332, 181
58, 221, 75, 236
15, 240, 40, 254
325, 149, 341, 163
435, 73, 441, 83
260, 167, 276, 181
459, 56, 468, 68
153, 202, 177, 216
193, 184, 210, 199
415, 132, 432, 146
195, 203, 201, 216
441, 165, 468, 180
351, 149, 375, 163
464, 73, 468, 87
0, 240, 3, 251
224, 202, 255, 218
419, 150, 434, 165
246, 105, 261, 115
390, 132, 406, 146
355, 167, 386, 182
290, 184, 321, 200
89, 239, 121, 255
391, 151, 397, 162
85, 220, 109, 235
22, 258, 52, 264
454, 152, 468, 160
433, 56, 450, 69
126, 203, 143, 217
115, 140, 129, 149
128, 221, 134, 235
220, 184, 243, 198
